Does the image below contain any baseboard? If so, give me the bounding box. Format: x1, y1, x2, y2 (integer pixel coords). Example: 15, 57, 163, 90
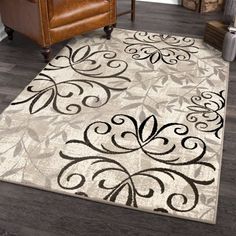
137, 0, 181, 5
0, 25, 6, 42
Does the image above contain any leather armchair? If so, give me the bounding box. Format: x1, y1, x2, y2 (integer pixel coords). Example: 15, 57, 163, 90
0, 0, 116, 61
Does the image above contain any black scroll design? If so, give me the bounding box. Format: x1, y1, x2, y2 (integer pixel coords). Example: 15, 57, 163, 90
45, 45, 129, 80
58, 114, 215, 213
187, 91, 225, 139
123, 31, 198, 65
11, 45, 129, 115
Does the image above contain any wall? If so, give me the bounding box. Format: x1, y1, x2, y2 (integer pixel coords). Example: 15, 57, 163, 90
137, 0, 181, 4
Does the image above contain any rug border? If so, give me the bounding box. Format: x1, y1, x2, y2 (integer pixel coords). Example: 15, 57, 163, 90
212, 62, 230, 224
115, 26, 203, 39
0, 28, 229, 224
0, 178, 216, 224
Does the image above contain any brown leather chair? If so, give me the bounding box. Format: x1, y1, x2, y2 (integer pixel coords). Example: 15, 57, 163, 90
0, 0, 116, 62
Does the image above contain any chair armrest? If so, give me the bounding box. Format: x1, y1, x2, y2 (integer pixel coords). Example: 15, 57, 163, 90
0, 0, 48, 46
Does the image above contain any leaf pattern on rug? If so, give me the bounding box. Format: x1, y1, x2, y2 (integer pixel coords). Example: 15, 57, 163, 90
58, 114, 215, 213
123, 31, 199, 65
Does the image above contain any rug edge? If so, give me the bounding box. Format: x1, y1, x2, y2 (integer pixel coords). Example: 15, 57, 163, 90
0, 178, 216, 224
213, 62, 231, 225
115, 26, 203, 39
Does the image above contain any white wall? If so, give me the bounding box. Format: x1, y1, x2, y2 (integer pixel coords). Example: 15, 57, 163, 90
0, 14, 6, 42
137, 0, 181, 5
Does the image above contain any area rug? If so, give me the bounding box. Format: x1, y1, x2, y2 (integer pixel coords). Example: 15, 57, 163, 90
0, 28, 229, 224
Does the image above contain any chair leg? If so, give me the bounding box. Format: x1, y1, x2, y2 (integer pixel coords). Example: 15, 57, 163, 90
41, 47, 51, 63
131, 0, 136, 22
5, 26, 14, 40
104, 25, 114, 40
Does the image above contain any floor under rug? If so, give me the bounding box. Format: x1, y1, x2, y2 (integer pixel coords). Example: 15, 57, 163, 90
0, 28, 229, 224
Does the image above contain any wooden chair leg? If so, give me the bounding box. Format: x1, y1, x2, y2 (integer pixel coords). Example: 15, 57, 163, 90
104, 25, 114, 40
4, 26, 14, 40
116, 0, 136, 22
131, 0, 136, 22
41, 47, 51, 63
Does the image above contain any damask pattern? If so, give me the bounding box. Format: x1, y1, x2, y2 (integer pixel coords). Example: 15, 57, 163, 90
58, 114, 215, 212
12, 45, 130, 115
187, 91, 225, 139
123, 31, 199, 65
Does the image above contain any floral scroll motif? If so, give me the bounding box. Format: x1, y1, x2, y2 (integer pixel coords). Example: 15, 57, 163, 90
12, 45, 130, 115
187, 91, 225, 139
123, 31, 199, 65
58, 114, 215, 213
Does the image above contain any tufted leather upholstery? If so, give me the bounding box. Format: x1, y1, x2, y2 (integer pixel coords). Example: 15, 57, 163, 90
0, 0, 116, 47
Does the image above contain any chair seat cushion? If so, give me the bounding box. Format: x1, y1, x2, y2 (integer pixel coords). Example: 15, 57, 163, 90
48, 0, 110, 28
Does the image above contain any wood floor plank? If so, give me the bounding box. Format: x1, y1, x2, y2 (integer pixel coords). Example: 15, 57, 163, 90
0, 1, 235, 235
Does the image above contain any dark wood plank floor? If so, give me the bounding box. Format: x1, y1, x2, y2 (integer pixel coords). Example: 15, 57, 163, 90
0, 1, 235, 235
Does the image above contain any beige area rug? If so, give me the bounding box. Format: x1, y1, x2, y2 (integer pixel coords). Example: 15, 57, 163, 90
0, 28, 229, 224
